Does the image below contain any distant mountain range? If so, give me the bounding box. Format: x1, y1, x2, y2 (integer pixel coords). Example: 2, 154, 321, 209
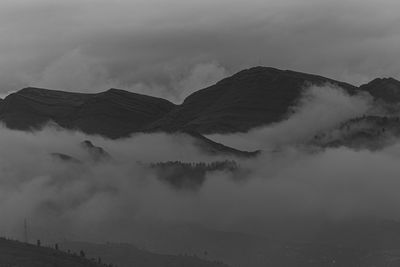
1, 66, 400, 150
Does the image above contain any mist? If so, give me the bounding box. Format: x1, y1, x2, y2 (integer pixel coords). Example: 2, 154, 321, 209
0, 84, 400, 248
208, 84, 372, 151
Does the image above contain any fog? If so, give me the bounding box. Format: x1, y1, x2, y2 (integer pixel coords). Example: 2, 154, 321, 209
208, 84, 372, 151
1, 84, 400, 247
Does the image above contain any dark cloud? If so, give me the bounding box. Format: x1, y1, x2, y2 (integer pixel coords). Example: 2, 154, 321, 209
0, 0, 399, 100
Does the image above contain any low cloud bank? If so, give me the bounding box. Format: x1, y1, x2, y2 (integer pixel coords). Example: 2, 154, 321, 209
1, 85, 399, 245
208, 84, 372, 151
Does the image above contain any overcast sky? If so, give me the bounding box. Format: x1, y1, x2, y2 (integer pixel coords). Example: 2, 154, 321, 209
0, 0, 399, 102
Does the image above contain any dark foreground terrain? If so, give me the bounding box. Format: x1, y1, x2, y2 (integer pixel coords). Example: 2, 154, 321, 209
2, 234, 399, 267
0, 238, 228, 267
0, 238, 105, 267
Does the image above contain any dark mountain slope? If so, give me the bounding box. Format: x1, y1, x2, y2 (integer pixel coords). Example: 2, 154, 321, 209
0, 87, 176, 138
146, 66, 357, 134
359, 77, 400, 103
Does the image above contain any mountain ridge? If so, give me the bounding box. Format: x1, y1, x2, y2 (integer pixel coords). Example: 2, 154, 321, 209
0, 66, 398, 139
145, 66, 358, 133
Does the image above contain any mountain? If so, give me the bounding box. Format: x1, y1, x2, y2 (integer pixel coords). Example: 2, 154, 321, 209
359, 77, 400, 103
1, 67, 400, 140
146, 67, 357, 134
0, 87, 176, 138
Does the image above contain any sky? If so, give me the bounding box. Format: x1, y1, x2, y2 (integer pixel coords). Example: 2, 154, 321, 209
0, 0, 399, 102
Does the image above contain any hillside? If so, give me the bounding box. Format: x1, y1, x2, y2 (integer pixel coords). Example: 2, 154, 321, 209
0, 238, 105, 267
0, 237, 230, 267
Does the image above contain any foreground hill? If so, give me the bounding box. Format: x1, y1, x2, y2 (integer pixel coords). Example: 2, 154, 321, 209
0, 238, 105, 267
0, 237, 229, 267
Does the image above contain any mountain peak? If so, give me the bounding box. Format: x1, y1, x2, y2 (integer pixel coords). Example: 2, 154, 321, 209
147, 66, 356, 134
360, 77, 400, 103
365, 77, 400, 85
213, 66, 356, 91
